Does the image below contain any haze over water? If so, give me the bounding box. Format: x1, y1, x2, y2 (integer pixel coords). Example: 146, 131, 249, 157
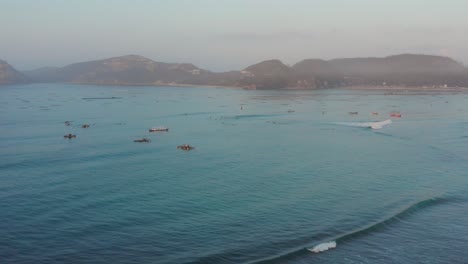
1, 84, 468, 263
3, 0, 468, 70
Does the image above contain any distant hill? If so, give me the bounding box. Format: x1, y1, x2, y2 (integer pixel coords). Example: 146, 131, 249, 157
244, 59, 291, 76
329, 54, 468, 86
293, 59, 340, 76
15, 53, 468, 88
240, 60, 293, 89
292, 59, 343, 88
23, 55, 213, 85
0, 60, 28, 85
330, 54, 465, 75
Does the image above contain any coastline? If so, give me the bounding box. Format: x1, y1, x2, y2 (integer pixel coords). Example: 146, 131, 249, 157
340, 85, 468, 93
65, 81, 243, 90
6, 82, 468, 94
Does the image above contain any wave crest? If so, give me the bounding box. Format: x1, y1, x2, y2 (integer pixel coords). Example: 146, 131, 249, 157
251, 196, 453, 263
308, 241, 337, 253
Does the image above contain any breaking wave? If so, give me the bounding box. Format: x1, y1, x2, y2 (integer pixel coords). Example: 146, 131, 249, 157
252, 196, 452, 263
320, 197, 449, 246
308, 241, 336, 253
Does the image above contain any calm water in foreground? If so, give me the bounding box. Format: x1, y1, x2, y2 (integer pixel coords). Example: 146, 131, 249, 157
1, 84, 468, 264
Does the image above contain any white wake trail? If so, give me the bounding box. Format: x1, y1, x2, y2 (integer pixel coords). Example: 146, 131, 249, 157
335, 119, 392, 130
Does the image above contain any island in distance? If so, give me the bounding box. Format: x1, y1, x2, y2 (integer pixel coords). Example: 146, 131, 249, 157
2, 54, 468, 89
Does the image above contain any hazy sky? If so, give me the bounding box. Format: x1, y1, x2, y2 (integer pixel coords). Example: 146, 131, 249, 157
1, 0, 468, 71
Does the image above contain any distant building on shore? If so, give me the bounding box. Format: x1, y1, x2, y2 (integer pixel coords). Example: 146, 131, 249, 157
190, 69, 201, 75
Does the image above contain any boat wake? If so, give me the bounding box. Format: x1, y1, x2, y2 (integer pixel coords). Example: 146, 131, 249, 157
335, 119, 392, 130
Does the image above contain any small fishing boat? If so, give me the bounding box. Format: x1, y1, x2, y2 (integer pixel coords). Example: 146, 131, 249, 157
64, 133, 76, 139
149, 127, 169, 132
134, 138, 151, 143
390, 112, 402, 118
177, 144, 194, 151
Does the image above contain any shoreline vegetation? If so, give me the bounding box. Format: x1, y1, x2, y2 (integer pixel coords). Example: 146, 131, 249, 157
2, 54, 468, 90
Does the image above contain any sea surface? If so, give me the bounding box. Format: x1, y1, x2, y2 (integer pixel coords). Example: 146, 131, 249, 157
1, 84, 468, 264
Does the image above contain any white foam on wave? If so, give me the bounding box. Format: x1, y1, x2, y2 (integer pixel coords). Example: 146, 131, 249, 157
336, 119, 392, 130
308, 241, 337, 253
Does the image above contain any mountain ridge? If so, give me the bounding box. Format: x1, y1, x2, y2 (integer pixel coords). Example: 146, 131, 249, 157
0, 60, 28, 85
2, 54, 467, 88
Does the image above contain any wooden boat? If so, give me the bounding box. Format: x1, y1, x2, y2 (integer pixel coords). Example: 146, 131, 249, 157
134, 138, 151, 143
64, 134, 76, 139
177, 144, 194, 151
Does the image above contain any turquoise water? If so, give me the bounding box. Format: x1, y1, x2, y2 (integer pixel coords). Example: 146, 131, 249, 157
1, 84, 468, 264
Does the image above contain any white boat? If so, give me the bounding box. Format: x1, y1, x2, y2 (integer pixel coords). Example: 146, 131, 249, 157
149, 127, 169, 132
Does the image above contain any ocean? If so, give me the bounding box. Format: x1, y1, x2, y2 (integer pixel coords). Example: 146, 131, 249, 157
1, 84, 468, 264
